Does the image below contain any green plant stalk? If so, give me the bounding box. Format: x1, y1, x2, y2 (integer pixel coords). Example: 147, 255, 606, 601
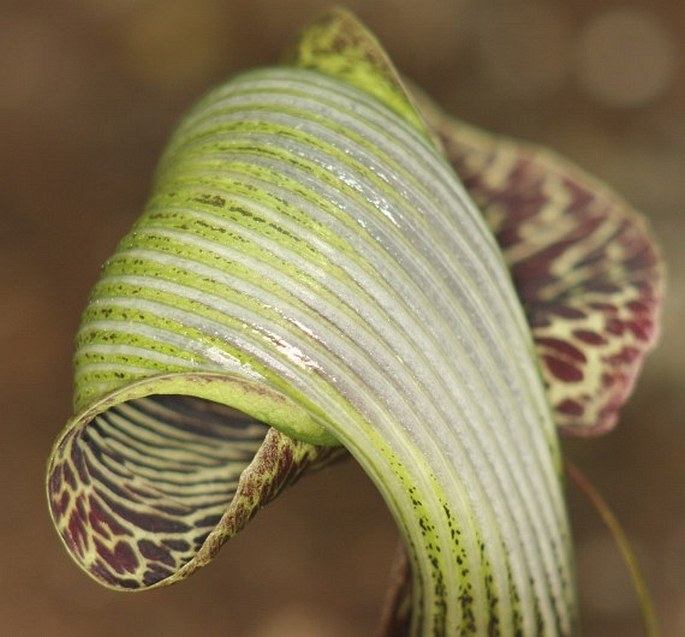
47, 9, 577, 635
566, 461, 659, 636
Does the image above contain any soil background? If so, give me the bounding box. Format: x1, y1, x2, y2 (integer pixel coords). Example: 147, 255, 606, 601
2, 1, 683, 635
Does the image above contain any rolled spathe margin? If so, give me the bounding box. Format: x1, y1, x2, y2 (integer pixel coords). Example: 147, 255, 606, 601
47, 371, 342, 591
58, 372, 338, 448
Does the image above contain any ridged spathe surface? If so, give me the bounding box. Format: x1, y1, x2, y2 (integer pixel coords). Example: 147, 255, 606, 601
50, 68, 574, 634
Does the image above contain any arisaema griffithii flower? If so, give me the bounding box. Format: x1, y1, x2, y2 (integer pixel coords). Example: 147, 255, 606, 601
46, 9, 663, 636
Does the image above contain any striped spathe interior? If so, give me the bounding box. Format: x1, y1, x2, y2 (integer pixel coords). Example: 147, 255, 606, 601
48, 395, 268, 588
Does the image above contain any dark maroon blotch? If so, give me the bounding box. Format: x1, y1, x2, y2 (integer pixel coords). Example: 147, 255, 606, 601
556, 399, 584, 416
572, 330, 606, 346
543, 355, 583, 383
88, 494, 131, 536
114, 540, 139, 573
138, 539, 175, 567
536, 337, 586, 363
142, 563, 173, 587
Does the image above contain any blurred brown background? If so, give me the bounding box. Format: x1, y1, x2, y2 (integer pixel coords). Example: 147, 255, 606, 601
2, 0, 683, 635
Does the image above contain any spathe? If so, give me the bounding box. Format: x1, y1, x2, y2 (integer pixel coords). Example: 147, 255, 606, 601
46, 8, 663, 636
